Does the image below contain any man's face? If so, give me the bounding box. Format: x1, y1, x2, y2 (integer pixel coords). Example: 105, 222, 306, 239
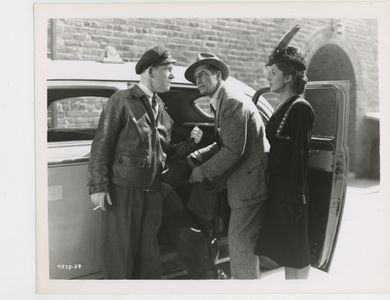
193, 65, 220, 96
150, 63, 175, 93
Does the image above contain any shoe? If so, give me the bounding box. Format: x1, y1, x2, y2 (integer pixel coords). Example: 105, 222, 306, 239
215, 267, 229, 279
197, 267, 229, 279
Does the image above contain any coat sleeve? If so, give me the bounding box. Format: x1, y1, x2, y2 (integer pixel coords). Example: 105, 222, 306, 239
286, 101, 315, 203
186, 142, 219, 168
87, 95, 123, 194
200, 97, 248, 181
165, 137, 198, 163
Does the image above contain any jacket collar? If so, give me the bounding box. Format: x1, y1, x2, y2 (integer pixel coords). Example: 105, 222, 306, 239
131, 83, 163, 104
137, 82, 154, 101
210, 81, 224, 111
213, 82, 226, 127
130, 83, 147, 98
130, 83, 165, 121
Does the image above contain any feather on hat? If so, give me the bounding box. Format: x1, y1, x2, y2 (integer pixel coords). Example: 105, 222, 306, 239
266, 24, 306, 70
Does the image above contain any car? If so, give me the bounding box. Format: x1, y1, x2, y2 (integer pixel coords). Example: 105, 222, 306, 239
46, 56, 349, 279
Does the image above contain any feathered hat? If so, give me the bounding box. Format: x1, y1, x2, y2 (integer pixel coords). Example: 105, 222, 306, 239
266, 24, 306, 70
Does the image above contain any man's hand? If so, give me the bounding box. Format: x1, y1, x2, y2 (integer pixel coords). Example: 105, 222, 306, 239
90, 192, 112, 211
189, 166, 206, 183
190, 126, 203, 144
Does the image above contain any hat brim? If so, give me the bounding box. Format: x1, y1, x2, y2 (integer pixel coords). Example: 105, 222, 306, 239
267, 58, 306, 70
184, 58, 230, 83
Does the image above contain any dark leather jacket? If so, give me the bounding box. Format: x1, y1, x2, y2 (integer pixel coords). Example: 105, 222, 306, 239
88, 84, 194, 194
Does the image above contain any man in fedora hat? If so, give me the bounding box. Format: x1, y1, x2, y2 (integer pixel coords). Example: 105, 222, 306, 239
88, 46, 214, 279
185, 53, 269, 279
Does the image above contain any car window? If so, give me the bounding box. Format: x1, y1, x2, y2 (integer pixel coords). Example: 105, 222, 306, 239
48, 96, 109, 142
258, 89, 337, 139
48, 96, 108, 129
305, 88, 337, 139
193, 96, 214, 119
47, 87, 117, 142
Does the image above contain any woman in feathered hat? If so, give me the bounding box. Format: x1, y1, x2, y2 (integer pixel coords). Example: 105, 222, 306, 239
254, 25, 315, 279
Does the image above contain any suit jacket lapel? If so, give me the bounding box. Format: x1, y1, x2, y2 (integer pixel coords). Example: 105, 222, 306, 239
215, 85, 225, 128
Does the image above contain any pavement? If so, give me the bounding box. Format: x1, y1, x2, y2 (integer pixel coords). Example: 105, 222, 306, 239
257, 178, 390, 293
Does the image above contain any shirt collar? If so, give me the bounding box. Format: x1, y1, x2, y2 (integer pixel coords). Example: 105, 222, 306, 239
137, 82, 154, 101
210, 82, 223, 110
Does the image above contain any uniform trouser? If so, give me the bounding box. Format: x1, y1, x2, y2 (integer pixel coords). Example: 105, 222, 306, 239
158, 187, 217, 277
102, 184, 163, 279
228, 200, 265, 279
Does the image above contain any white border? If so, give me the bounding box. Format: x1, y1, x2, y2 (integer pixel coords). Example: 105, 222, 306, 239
30, 0, 390, 297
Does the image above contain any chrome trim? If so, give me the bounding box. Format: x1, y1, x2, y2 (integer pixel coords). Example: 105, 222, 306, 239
181, 122, 215, 127
48, 159, 89, 168
48, 140, 92, 148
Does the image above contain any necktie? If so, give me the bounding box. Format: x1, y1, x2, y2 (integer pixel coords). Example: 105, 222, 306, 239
210, 103, 216, 117
151, 93, 158, 117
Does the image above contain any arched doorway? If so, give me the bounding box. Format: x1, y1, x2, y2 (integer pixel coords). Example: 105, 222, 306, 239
307, 44, 357, 174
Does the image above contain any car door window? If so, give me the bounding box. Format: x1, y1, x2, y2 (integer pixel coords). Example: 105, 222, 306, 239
158, 87, 216, 147
305, 89, 337, 140
256, 90, 337, 140
48, 96, 108, 129
47, 87, 116, 142
193, 96, 214, 119
48, 96, 109, 142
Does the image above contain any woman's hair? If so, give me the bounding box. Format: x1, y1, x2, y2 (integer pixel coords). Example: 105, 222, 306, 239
275, 60, 308, 94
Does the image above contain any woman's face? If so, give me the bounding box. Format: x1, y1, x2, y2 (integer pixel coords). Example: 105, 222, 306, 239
267, 64, 289, 94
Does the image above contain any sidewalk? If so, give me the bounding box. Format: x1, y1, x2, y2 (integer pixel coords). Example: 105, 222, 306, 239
259, 178, 389, 292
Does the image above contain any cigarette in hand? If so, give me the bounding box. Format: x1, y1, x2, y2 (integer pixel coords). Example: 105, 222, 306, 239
93, 205, 101, 211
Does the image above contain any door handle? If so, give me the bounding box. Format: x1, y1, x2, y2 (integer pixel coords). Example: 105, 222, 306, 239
335, 166, 343, 175
335, 160, 343, 175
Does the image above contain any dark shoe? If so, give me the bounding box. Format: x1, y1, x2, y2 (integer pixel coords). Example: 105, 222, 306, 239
215, 268, 229, 279
197, 267, 229, 279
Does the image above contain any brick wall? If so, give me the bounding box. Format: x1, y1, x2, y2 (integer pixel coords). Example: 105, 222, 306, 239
47, 18, 379, 178
48, 96, 108, 129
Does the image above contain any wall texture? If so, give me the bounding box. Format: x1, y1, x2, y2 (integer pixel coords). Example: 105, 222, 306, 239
47, 18, 379, 178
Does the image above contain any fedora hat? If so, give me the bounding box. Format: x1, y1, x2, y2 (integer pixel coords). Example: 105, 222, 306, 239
267, 24, 306, 70
185, 52, 230, 83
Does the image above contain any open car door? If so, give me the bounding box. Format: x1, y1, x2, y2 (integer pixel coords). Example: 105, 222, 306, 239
254, 80, 350, 272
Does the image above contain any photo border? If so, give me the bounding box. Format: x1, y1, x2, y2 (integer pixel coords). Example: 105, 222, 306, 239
34, 0, 390, 295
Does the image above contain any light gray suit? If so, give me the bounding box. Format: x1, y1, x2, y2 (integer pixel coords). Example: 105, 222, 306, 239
196, 82, 269, 278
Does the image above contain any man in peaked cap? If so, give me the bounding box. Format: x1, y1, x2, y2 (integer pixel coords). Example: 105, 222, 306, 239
88, 46, 225, 279
185, 53, 269, 279
135, 46, 177, 75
